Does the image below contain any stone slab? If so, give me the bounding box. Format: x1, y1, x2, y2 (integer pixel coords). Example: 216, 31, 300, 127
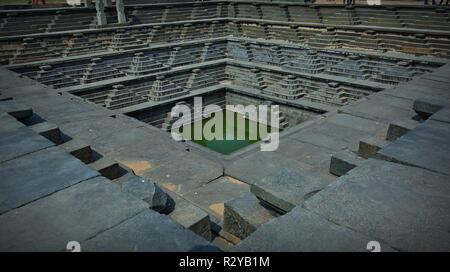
144, 151, 224, 196
0, 126, 54, 163
289, 117, 380, 153
377, 119, 450, 175
0, 146, 99, 214
384, 85, 450, 102
226, 151, 323, 186
84, 210, 219, 252
251, 167, 331, 212
305, 159, 450, 251
274, 138, 334, 174
234, 207, 395, 252
183, 176, 250, 222
0, 176, 148, 251
327, 113, 387, 134
23, 96, 110, 126
340, 94, 416, 124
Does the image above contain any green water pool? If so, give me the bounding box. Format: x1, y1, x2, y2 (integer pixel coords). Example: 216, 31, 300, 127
180, 110, 274, 155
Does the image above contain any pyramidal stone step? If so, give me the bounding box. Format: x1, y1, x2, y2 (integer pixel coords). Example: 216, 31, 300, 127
126, 52, 166, 76
148, 75, 189, 102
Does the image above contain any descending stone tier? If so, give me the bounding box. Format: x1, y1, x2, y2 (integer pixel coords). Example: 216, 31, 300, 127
2, 19, 450, 66
9, 41, 227, 90
227, 40, 440, 85
229, 22, 450, 58
9, 37, 441, 93
65, 61, 377, 112
75, 64, 226, 110
225, 64, 374, 108
1, 2, 449, 37
0, 20, 228, 65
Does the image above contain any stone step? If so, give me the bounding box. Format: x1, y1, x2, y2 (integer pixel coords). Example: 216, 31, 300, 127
88, 157, 127, 180
29, 122, 62, 145
250, 168, 331, 213
224, 192, 279, 240
386, 119, 420, 142
0, 100, 32, 120
166, 191, 213, 242
60, 138, 93, 164
0, 94, 12, 102
329, 149, 365, 177
358, 136, 391, 159
115, 173, 168, 213
0, 113, 25, 133
413, 96, 450, 119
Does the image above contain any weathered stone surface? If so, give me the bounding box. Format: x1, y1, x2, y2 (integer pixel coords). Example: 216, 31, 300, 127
251, 168, 331, 212
0, 176, 148, 251
84, 210, 219, 252
305, 159, 450, 251
224, 192, 278, 239
167, 191, 212, 241
116, 173, 168, 212
0, 126, 54, 163
183, 176, 250, 222
377, 120, 450, 175
329, 149, 365, 177
0, 146, 99, 214
234, 207, 395, 252
386, 119, 420, 141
